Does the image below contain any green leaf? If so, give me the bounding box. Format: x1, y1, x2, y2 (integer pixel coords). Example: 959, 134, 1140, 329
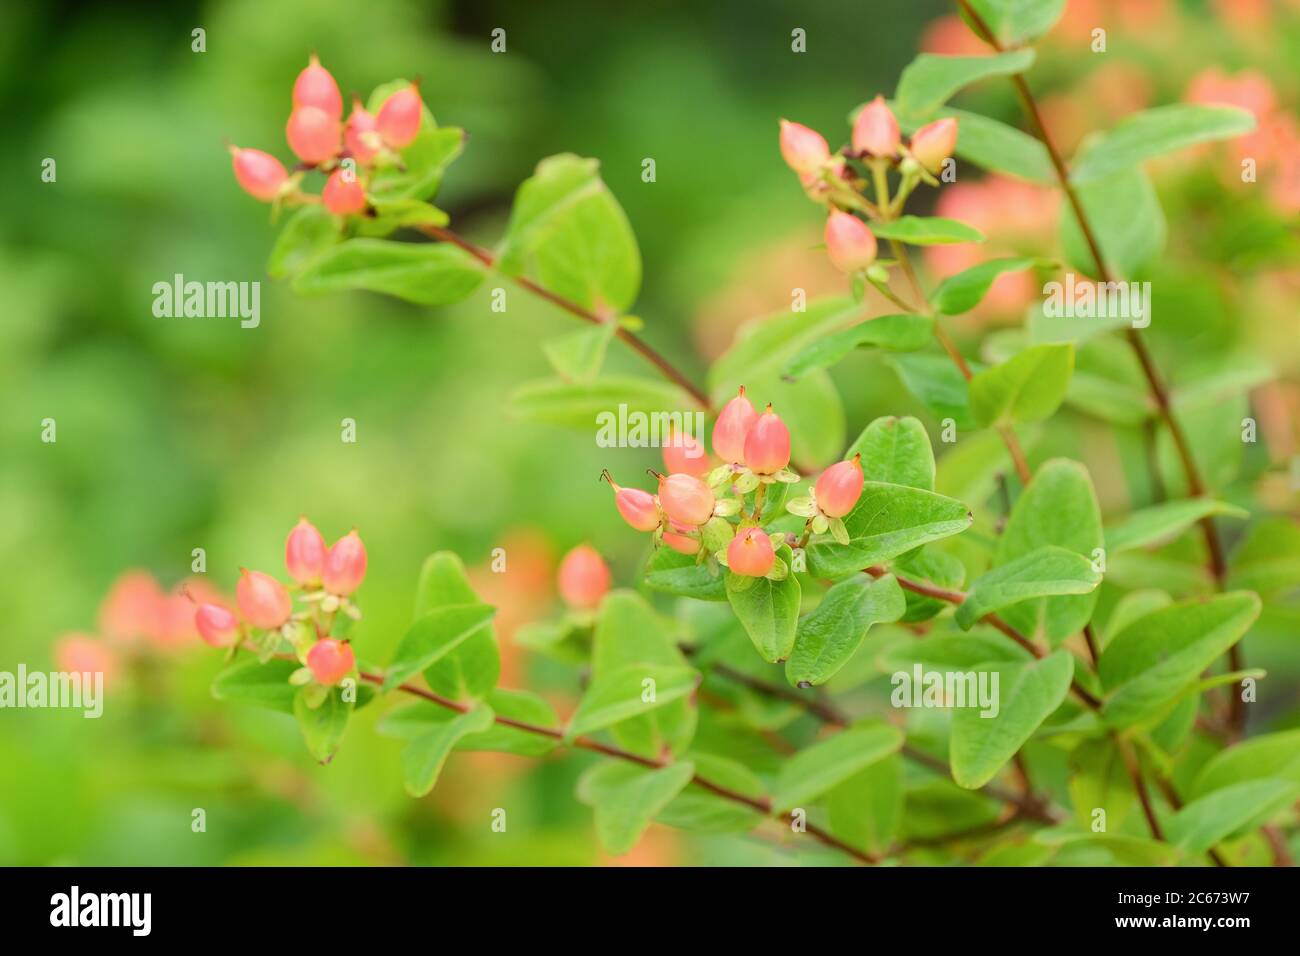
211, 658, 299, 713
827, 751, 903, 856
896, 547, 967, 622
643, 547, 726, 601
267, 205, 340, 278
656, 753, 766, 832
726, 547, 801, 663
1191, 729, 1300, 799
383, 603, 496, 691
291, 239, 485, 305
1229, 517, 1300, 597
364, 198, 450, 229
997, 459, 1104, 643
566, 663, 700, 740
780, 314, 932, 380
508, 376, 698, 428
880, 631, 1031, 672
895, 106, 1055, 183
950, 651, 1074, 789
869, 216, 984, 245
367, 126, 466, 203
894, 50, 1036, 120
964, 0, 1066, 44
413, 552, 500, 701
806, 483, 972, 578
1099, 592, 1262, 727
1060, 168, 1165, 279
847, 416, 935, 491
497, 153, 641, 313
1105, 499, 1249, 554
293, 684, 353, 764
541, 322, 617, 384
785, 574, 906, 686
889, 353, 978, 430
591, 590, 697, 758
1070, 105, 1256, 185
708, 296, 862, 403
576, 761, 696, 855
956, 546, 1102, 629
772, 722, 903, 812
933, 257, 1048, 315
401, 704, 495, 797
1165, 779, 1300, 855
969, 343, 1074, 427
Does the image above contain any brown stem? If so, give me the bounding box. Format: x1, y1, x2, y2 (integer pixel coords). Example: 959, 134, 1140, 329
1154, 776, 1230, 868
343, 667, 874, 863
864, 565, 1103, 709
1116, 736, 1165, 842
953, 0, 1241, 731
417, 225, 712, 411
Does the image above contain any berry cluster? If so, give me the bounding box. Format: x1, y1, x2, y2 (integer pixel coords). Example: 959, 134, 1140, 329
603, 388, 866, 580
780, 96, 957, 274
229, 55, 424, 215
192, 518, 368, 689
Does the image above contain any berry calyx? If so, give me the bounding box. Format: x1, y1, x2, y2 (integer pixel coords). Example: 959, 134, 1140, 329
286, 105, 342, 164
285, 517, 327, 586
712, 386, 758, 464
344, 99, 382, 164
195, 603, 239, 647
557, 544, 611, 610
779, 119, 830, 175
602, 471, 661, 532
236, 569, 292, 630
292, 54, 343, 121
910, 117, 958, 174
655, 472, 716, 528
376, 83, 423, 149
728, 528, 776, 577
824, 210, 878, 273
743, 405, 792, 476
815, 453, 865, 518
307, 638, 355, 686
322, 530, 367, 596
230, 146, 288, 202
323, 168, 367, 215
852, 95, 900, 158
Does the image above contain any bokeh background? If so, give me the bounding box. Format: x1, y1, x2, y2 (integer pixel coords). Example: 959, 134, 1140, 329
1, 0, 1297, 865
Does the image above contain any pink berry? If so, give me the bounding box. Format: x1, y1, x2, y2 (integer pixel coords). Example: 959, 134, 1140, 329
293, 54, 343, 120
656, 473, 716, 528
663, 529, 701, 555
98, 571, 165, 645
344, 99, 382, 164
195, 603, 239, 647
663, 429, 710, 478
322, 530, 367, 596
557, 544, 611, 610
307, 638, 355, 686
236, 569, 292, 630
230, 146, 288, 202
285, 517, 327, 586
853, 95, 900, 158
54, 634, 115, 682
910, 117, 958, 173
779, 119, 830, 175
712, 385, 758, 464
376, 83, 423, 149
728, 528, 776, 578
603, 472, 661, 532
815, 453, 865, 518
322, 168, 367, 215
286, 105, 342, 164
744, 404, 791, 475
824, 210, 878, 273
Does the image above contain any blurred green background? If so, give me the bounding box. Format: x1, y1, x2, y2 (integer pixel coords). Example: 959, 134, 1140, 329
1, 0, 1296, 865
